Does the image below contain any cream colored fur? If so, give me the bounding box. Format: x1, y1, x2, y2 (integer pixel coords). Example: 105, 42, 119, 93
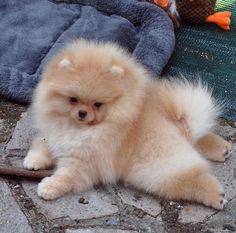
24, 39, 231, 209
169, 0, 179, 17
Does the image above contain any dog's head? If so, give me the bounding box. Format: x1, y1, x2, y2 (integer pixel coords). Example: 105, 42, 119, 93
33, 40, 147, 127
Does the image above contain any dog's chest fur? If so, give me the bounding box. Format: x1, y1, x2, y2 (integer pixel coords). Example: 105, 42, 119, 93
45, 123, 119, 183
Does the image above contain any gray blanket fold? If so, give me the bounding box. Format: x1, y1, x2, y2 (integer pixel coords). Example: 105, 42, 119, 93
0, 0, 175, 103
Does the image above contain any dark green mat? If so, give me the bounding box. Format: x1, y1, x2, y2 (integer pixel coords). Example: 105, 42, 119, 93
163, 0, 236, 121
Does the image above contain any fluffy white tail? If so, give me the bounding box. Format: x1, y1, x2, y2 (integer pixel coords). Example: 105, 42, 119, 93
161, 79, 222, 141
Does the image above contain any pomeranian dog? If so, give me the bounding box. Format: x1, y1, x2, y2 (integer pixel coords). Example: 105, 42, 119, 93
24, 39, 232, 209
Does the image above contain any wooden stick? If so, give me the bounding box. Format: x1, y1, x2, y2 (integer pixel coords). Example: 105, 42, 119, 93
0, 165, 53, 179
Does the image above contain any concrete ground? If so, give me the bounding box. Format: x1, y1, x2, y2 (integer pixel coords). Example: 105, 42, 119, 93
0, 96, 235, 233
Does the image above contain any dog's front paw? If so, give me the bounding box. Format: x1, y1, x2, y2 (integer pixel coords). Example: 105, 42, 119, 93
23, 150, 52, 170
37, 177, 64, 200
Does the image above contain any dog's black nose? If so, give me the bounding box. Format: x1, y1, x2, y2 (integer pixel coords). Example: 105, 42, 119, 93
78, 110, 87, 119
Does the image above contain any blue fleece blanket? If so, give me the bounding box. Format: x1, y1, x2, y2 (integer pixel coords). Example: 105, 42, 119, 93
0, 0, 175, 103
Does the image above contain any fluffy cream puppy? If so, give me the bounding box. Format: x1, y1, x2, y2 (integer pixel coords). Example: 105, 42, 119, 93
24, 39, 232, 209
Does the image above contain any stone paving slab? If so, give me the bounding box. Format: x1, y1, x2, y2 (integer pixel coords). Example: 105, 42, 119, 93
178, 205, 214, 223
0, 119, 9, 157
2, 110, 236, 233
6, 111, 37, 153
66, 228, 138, 233
177, 123, 236, 224
207, 197, 236, 232
178, 150, 236, 224
10, 159, 120, 221
116, 187, 162, 217
0, 119, 5, 140
212, 158, 236, 200
22, 180, 119, 220
213, 124, 236, 200
22, 181, 118, 219
0, 178, 33, 233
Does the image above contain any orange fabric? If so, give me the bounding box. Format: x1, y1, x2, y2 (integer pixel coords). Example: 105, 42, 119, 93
154, 0, 169, 8
206, 11, 232, 30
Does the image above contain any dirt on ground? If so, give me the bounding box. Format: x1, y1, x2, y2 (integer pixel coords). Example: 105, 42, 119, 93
0, 96, 27, 143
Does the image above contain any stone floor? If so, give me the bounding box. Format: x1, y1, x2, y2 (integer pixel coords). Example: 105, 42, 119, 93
0, 97, 236, 233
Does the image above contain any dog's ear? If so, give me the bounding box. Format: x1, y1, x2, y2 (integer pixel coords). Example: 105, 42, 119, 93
58, 58, 74, 70
110, 65, 124, 78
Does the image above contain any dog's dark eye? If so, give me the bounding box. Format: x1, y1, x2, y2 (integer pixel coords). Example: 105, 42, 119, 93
94, 102, 103, 108
70, 97, 78, 104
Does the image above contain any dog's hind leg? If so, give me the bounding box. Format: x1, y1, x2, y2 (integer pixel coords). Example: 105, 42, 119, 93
195, 133, 232, 162
157, 162, 227, 209
126, 144, 227, 209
